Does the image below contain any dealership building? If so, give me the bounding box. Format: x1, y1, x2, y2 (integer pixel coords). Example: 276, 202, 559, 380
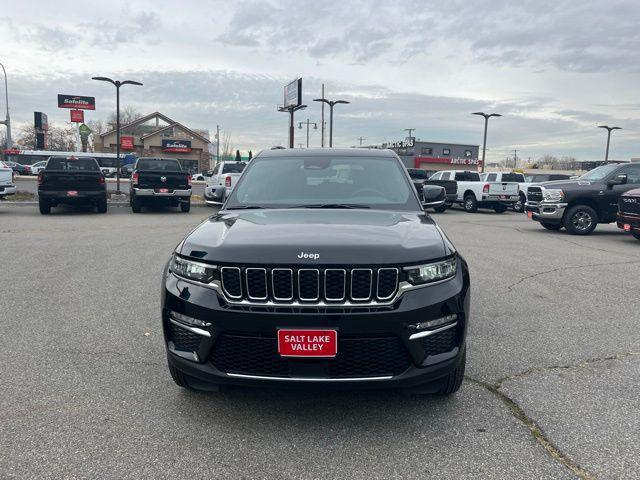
371, 139, 481, 171
93, 112, 211, 173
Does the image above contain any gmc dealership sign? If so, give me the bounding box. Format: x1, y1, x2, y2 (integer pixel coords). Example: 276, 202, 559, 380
57, 94, 96, 110
162, 139, 192, 153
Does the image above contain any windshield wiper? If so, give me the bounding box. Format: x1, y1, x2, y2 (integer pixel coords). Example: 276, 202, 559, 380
225, 205, 267, 210
290, 203, 371, 209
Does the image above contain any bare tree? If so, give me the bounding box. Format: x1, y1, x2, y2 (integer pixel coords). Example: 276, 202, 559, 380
106, 106, 143, 131
17, 124, 76, 151
220, 132, 234, 160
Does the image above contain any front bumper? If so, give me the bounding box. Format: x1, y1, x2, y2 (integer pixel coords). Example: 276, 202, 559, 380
617, 211, 640, 232
162, 258, 470, 390
0, 184, 17, 196
525, 201, 568, 223
133, 188, 191, 198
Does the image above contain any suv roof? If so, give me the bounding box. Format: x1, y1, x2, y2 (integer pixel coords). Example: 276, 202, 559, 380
257, 148, 397, 159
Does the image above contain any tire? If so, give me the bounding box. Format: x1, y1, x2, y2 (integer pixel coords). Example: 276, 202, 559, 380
513, 194, 526, 213
436, 348, 466, 396
494, 204, 508, 213
180, 200, 191, 213
632, 231, 640, 241
131, 196, 142, 213
433, 204, 448, 213
463, 194, 478, 213
39, 200, 51, 215
97, 198, 107, 213
563, 205, 598, 235
540, 222, 562, 231
168, 362, 194, 390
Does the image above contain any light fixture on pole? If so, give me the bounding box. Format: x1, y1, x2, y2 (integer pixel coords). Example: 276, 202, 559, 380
313, 98, 350, 147
298, 119, 318, 148
92, 76, 143, 194
472, 112, 502, 173
0, 61, 11, 148
598, 125, 622, 163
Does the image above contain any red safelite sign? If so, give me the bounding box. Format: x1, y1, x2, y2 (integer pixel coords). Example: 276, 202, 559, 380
70, 110, 84, 123
57, 94, 96, 110
120, 136, 135, 150
162, 139, 192, 153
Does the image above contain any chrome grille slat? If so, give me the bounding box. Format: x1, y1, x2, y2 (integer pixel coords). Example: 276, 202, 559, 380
245, 268, 267, 300
324, 269, 346, 301
221, 267, 242, 299
271, 268, 293, 301
377, 268, 399, 300
350, 268, 373, 301
298, 269, 320, 301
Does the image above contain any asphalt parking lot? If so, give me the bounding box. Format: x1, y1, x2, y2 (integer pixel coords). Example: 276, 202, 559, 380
1, 205, 639, 479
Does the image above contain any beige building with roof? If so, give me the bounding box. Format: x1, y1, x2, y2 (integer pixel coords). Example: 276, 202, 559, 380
93, 112, 212, 173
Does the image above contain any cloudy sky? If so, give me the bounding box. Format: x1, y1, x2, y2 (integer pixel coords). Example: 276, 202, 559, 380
2, 0, 640, 161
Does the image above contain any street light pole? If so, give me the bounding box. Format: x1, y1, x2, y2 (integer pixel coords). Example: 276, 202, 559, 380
313, 98, 350, 147
0, 61, 11, 148
598, 125, 622, 163
472, 112, 502, 173
92, 76, 143, 194
298, 119, 318, 148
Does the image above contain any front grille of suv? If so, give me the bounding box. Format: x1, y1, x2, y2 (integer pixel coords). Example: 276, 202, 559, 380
527, 187, 543, 203
211, 332, 411, 378
220, 266, 399, 304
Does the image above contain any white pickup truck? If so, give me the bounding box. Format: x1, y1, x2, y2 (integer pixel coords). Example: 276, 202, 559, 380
0, 161, 17, 199
431, 170, 520, 213
204, 161, 247, 205
481, 172, 573, 212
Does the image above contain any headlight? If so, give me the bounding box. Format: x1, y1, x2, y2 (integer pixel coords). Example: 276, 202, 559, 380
170, 254, 217, 283
404, 257, 457, 285
542, 188, 564, 202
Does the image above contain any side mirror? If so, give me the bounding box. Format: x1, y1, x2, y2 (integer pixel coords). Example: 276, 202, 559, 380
421, 184, 446, 209
607, 174, 627, 187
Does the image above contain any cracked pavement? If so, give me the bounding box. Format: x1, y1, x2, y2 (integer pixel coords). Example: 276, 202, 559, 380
1, 205, 638, 479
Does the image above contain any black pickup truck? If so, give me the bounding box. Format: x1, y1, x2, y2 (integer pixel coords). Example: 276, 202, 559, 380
130, 157, 192, 213
525, 162, 640, 234
162, 148, 470, 396
407, 168, 457, 213
37, 156, 107, 214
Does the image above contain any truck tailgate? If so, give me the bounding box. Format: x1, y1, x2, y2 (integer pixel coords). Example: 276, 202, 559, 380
39, 171, 103, 191
487, 182, 519, 195
138, 172, 189, 190
219, 173, 241, 188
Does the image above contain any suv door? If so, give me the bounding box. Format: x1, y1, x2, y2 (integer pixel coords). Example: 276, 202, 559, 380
603, 164, 640, 220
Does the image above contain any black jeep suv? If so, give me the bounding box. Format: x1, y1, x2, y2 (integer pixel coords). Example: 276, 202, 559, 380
525, 162, 640, 235
162, 148, 470, 395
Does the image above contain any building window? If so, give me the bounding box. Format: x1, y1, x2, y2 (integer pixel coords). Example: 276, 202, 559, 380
464, 150, 472, 158
421, 147, 433, 155
442, 148, 451, 156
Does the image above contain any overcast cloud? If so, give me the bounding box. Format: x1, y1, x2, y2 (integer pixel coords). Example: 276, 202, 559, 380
1, 0, 640, 161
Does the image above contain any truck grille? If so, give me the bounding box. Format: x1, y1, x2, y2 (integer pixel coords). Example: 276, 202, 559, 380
527, 187, 543, 203
211, 332, 411, 378
619, 196, 640, 215
220, 267, 399, 304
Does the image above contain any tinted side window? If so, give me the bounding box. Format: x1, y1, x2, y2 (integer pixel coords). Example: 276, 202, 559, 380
486, 173, 497, 181
455, 172, 480, 181
222, 163, 246, 174
618, 165, 640, 184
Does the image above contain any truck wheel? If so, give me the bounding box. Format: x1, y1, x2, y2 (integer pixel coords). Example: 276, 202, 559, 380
97, 199, 108, 213
513, 194, 526, 213
39, 200, 51, 215
494, 204, 507, 213
180, 200, 191, 213
564, 205, 598, 235
131, 196, 142, 213
540, 222, 562, 231
463, 194, 478, 213
436, 348, 466, 396
433, 205, 448, 213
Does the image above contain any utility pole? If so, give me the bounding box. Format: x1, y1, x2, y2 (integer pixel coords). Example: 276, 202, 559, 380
404, 128, 415, 144
0, 61, 11, 148
298, 119, 318, 148
357, 136, 366, 146
513, 149, 518, 169
320, 84, 325, 148
216, 125, 220, 163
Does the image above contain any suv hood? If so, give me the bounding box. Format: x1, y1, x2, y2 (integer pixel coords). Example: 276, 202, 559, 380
179, 209, 451, 265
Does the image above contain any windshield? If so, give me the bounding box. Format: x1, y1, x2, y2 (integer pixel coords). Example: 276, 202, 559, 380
136, 159, 182, 171
222, 163, 246, 174
226, 156, 421, 210
579, 164, 620, 181
502, 173, 525, 182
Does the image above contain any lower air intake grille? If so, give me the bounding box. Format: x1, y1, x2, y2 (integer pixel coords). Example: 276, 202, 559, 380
418, 327, 458, 356
168, 322, 202, 352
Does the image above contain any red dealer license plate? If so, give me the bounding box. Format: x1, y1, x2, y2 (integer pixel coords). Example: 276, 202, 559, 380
527, 211, 533, 219
67, 190, 78, 197
157, 188, 169, 193
277, 329, 338, 358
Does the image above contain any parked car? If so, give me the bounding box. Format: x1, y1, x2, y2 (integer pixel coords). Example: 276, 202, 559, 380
119, 163, 136, 178
130, 157, 192, 213
192, 172, 211, 181
204, 161, 246, 205
617, 188, 640, 241
4, 161, 31, 176
100, 166, 117, 178
407, 168, 457, 212
504, 173, 572, 213
163, 148, 469, 395
29, 160, 48, 175
525, 162, 640, 234
432, 170, 519, 213
0, 161, 17, 199
37, 156, 107, 214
